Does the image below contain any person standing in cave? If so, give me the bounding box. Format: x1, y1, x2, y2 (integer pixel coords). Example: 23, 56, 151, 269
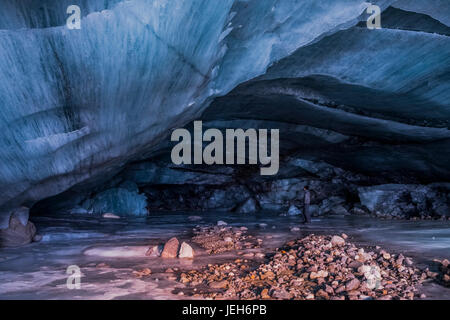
302, 186, 312, 224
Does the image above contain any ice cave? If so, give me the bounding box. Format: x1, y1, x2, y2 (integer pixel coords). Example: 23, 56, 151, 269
0, 0, 449, 301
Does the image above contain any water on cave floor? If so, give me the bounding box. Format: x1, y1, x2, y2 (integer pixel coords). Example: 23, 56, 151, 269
0, 212, 449, 300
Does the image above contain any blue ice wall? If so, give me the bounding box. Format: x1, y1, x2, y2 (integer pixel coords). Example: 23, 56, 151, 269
2, 0, 448, 225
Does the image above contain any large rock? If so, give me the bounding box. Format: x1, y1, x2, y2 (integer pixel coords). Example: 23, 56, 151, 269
161, 237, 180, 258
318, 196, 346, 215
235, 198, 259, 214
287, 204, 302, 216
358, 184, 450, 218
0, 207, 36, 247
178, 242, 195, 259
146, 245, 163, 257
331, 235, 345, 246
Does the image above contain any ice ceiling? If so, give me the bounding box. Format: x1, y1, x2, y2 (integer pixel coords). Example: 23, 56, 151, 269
0, 0, 449, 225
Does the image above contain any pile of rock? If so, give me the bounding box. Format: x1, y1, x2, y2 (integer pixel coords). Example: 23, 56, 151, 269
433, 259, 450, 287
191, 223, 260, 254
146, 237, 195, 259
175, 234, 430, 300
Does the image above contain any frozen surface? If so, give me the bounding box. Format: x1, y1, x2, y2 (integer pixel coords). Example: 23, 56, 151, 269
0, 212, 449, 299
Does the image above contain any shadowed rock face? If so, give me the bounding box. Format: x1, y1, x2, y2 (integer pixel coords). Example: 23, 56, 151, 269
1, 1, 450, 231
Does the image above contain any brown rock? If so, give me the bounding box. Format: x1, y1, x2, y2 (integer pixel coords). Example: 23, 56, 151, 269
261, 288, 271, 299
346, 278, 360, 291
310, 270, 328, 279
0, 208, 36, 247
209, 280, 228, 289
316, 289, 329, 299
348, 261, 363, 269
382, 252, 391, 260
161, 237, 179, 258
331, 236, 345, 246
325, 285, 334, 294
133, 268, 152, 278
272, 288, 291, 299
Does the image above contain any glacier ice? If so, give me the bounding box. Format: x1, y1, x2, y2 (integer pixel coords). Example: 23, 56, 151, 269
1, 0, 390, 222
2, 0, 450, 228
393, 0, 450, 26
83, 188, 148, 216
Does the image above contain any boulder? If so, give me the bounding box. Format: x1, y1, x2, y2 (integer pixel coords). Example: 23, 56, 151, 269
358, 184, 415, 218
330, 204, 349, 215
161, 237, 180, 258
331, 235, 345, 246
178, 242, 195, 259
350, 204, 369, 215
235, 198, 259, 214
209, 280, 228, 289
287, 204, 302, 216
0, 207, 37, 247
358, 183, 450, 218
318, 196, 346, 215
146, 245, 163, 257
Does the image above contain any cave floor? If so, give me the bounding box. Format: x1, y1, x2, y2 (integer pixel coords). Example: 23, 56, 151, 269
0, 212, 449, 300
